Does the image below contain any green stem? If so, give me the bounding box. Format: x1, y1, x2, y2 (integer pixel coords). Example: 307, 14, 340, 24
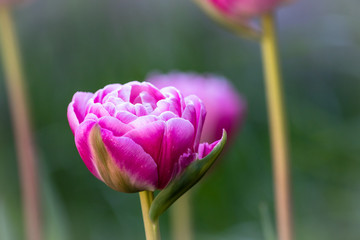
170, 191, 193, 240
139, 191, 161, 240
260, 12, 293, 240
0, 6, 42, 240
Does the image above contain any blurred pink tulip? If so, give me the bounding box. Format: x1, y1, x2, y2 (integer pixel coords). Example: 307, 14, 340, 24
67, 81, 224, 193
194, 0, 290, 36
208, 0, 287, 18
148, 72, 246, 144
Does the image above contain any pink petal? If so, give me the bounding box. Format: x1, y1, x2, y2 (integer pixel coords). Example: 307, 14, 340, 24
102, 102, 116, 116
124, 120, 165, 162
67, 92, 94, 134
129, 115, 159, 128
98, 116, 133, 137
139, 91, 157, 108
117, 85, 132, 102
116, 111, 138, 124
183, 95, 206, 151
172, 150, 197, 177
157, 118, 195, 188
198, 138, 222, 159
159, 111, 177, 121
101, 129, 158, 191
160, 87, 184, 116
134, 104, 148, 116
74, 119, 101, 179
87, 103, 111, 118
116, 102, 136, 114
93, 84, 122, 103
152, 99, 171, 116
128, 82, 164, 104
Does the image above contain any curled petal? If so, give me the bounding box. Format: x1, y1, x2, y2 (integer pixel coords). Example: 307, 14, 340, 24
129, 82, 164, 104
159, 111, 177, 122
93, 84, 122, 103
134, 104, 148, 116
157, 118, 195, 188
129, 115, 159, 128
95, 127, 158, 192
160, 87, 185, 116
117, 84, 132, 102
124, 121, 165, 162
98, 116, 133, 137
116, 111, 137, 124
74, 119, 100, 179
198, 139, 221, 159
183, 95, 206, 151
67, 92, 93, 134
87, 103, 111, 119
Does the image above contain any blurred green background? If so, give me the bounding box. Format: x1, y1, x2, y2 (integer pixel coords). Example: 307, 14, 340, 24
0, 0, 359, 239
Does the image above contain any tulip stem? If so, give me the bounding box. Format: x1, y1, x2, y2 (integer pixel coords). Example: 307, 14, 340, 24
0, 6, 42, 240
170, 191, 193, 240
260, 13, 293, 240
139, 191, 161, 240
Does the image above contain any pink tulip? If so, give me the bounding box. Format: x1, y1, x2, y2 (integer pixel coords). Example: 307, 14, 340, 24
148, 72, 246, 144
67, 82, 223, 193
207, 0, 287, 18
194, 0, 290, 36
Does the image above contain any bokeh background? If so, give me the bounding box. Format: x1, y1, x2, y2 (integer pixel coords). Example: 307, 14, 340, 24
1, 0, 359, 239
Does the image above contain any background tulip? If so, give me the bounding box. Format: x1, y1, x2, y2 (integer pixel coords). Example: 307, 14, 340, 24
148, 72, 246, 144
67, 81, 222, 193
207, 0, 288, 18
194, 0, 290, 37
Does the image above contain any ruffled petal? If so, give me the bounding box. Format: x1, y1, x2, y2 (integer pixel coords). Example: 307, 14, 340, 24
100, 128, 158, 192
198, 139, 221, 159
117, 84, 132, 102
67, 92, 94, 134
87, 103, 111, 118
172, 150, 197, 178
160, 87, 185, 116
124, 120, 165, 162
134, 104, 148, 116
129, 82, 164, 104
159, 111, 177, 121
98, 116, 133, 137
74, 119, 101, 179
93, 84, 122, 103
116, 111, 138, 124
129, 115, 159, 128
183, 95, 206, 151
157, 118, 195, 188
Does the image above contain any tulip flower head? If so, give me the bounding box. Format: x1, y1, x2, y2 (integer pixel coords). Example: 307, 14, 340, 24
148, 72, 246, 144
194, 0, 290, 37
67, 82, 224, 193
209, 0, 286, 17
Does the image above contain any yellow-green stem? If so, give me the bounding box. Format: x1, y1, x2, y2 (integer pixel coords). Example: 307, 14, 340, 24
260, 13, 293, 240
139, 191, 161, 240
0, 6, 42, 240
170, 191, 193, 240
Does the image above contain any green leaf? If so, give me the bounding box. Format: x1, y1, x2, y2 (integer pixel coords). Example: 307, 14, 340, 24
149, 130, 227, 221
